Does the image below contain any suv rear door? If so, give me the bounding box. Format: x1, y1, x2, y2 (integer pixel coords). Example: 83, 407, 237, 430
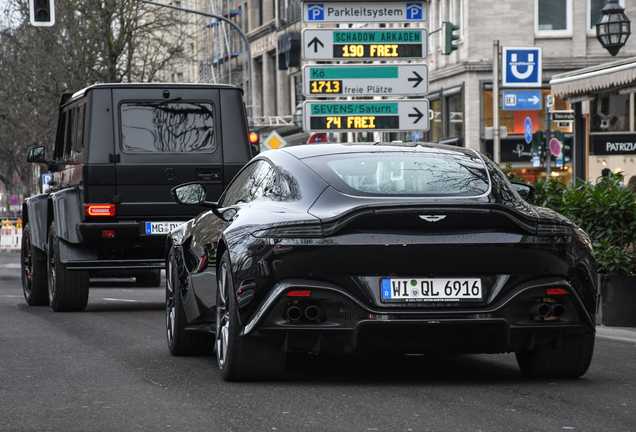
111, 87, 224, 220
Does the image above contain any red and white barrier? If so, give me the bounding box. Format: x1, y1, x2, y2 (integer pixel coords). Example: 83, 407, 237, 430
0, 227, 21, 251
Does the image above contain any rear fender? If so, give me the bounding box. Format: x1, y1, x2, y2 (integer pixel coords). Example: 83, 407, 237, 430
51, 187, 83, 243
24, 194, 50, 251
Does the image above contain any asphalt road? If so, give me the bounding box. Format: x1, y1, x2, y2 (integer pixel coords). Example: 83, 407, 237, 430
1, 250, 635, 432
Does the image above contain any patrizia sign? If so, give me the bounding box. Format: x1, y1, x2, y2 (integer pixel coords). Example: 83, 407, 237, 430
303, 1, 427, 23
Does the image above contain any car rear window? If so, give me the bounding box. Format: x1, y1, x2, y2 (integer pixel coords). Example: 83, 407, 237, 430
120, 102, 215, 153
304, 151, 490, 197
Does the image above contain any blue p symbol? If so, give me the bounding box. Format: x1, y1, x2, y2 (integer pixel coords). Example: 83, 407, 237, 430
308, 4, 324, 20
406, 3, 422, 20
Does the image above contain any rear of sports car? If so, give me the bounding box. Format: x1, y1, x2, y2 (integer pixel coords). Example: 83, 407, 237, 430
243, 146, 597, 378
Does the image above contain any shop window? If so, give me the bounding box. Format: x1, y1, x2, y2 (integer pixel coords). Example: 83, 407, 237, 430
425, 86, 464, 144
535, 0, 572, 36
484, 88, 571, 135
446, 90, 463, 138
590, 92, 630, 133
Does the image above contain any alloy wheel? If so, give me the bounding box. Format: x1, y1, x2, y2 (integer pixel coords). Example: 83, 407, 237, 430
216, 262, 230, 368
166, 256, 176, 345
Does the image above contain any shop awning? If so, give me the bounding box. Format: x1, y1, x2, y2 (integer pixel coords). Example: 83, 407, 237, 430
550, 57, 636, 97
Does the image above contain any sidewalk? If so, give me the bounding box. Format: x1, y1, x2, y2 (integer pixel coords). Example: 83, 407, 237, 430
596, 325, 636, 343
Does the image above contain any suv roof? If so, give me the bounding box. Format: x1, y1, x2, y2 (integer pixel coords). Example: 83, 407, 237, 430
66, 82, 242, 106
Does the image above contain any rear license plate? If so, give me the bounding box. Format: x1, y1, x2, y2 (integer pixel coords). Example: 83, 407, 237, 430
144, 222, 183, 235
381, 278, 482, 302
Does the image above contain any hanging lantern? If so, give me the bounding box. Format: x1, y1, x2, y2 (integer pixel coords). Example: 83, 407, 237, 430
596, 0, 631, 56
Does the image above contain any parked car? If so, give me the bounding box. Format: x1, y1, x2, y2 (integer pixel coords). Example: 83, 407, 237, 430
166, 142, 597, 381
22, 83, 252, 312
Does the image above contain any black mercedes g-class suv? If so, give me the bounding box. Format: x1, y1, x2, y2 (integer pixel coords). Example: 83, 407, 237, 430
22, 83, 252, 311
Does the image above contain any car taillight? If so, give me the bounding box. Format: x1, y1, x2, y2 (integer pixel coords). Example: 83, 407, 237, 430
287, 290, 311, 297
546, 288, 568, 295
86, 204, 116, 217
102, 230, 116, 238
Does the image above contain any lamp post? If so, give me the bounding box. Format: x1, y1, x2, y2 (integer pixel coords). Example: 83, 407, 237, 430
596, 0, 631, 56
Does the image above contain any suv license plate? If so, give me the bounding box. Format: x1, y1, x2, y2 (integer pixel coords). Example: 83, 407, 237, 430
145, 222, 183, 235
381, 278, 482, 302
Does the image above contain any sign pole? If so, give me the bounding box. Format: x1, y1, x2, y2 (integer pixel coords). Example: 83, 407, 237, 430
493, 40, 500, 164
545, 96, 552, 179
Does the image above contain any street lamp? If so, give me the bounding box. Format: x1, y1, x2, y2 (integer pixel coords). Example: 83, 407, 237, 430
596, 0, 631, 56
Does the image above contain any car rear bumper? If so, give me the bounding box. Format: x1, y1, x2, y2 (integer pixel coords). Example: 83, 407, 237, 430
242, 278, 596, 355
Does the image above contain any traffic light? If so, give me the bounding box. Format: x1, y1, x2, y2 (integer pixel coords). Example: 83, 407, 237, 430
249, 131, 260, 157
30, 0, 55, 27
531, 131, 544, 165
443, 21, 460, 55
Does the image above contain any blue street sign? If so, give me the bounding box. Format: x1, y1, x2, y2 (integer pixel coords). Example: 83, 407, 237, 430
502, 47, 542, 88
524, 117, 533, 144
503, 90, 543, 111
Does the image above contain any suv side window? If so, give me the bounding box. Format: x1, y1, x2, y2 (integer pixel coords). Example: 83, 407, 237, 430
54, 110, 67, 160
221, 160, 273, 206
63, 107, 76, 160
74, 104, 85, 156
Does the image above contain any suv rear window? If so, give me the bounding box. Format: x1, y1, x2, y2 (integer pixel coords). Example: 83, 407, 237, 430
120, 102, 215, 153
304, 152, 490, 197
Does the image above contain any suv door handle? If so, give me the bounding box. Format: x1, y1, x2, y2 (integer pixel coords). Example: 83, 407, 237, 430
195, 169, 221, 181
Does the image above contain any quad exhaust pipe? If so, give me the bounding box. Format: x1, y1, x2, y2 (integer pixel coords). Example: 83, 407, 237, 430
285, 304, 323, 322
531, 302, 565, 319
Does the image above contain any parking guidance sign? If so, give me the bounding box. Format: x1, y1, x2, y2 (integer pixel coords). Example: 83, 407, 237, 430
303, 100, 430, 132
502, 46, 542, 88
302, 28, 428, 61
303, 64, 428, 97
303, 2, 426, 23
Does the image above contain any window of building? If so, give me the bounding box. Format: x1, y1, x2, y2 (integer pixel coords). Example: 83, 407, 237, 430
590, 91, 631, 133
535, 0, 572, 36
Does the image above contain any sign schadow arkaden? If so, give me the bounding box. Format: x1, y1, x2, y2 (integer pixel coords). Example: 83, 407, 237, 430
303, 1, 426, 23
503, 90, 542, 111
502, 46, 542, 88
303, 100, 430, 132
302, 28, 427, 61
302, 64, 428, 97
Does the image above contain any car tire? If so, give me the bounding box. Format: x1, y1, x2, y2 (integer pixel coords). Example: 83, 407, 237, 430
21, 223, 48, 306
137, 270, 162, 287
515, 332, 595, 379
216, 252, 286, 381
47, 222, 90, 312
166, 249, 213, 356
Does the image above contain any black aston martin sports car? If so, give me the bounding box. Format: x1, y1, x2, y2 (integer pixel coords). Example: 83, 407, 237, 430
165, 143, 597, 381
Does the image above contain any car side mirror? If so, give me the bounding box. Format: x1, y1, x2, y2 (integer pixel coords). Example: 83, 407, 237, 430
171, 182, 220, 212
511, 182, 535, 202
27, 146, 46, 163
171, 182, 208, 205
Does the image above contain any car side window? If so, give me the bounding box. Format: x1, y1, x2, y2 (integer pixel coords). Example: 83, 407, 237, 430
221, 160, 272, 206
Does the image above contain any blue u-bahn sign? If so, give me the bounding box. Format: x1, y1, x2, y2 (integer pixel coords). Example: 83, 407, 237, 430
502, 47, 542, 88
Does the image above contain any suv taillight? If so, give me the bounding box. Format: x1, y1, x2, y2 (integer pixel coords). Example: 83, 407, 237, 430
85, 204, 116, 217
